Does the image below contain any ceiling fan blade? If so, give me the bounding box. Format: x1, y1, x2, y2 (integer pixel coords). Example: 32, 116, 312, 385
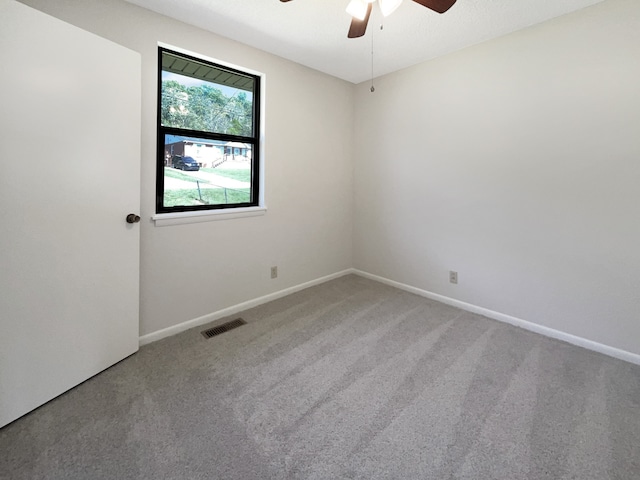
347, 2, 373, 38
411, 0, 457, 14
280, 0, 293, 2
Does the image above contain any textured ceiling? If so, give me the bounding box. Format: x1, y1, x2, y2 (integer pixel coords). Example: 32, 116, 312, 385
124, 0, 606, 84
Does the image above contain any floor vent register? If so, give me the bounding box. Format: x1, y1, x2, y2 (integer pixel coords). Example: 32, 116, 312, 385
201, 318, 247, 339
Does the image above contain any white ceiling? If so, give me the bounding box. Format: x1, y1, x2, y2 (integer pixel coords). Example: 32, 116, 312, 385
124, 0, 606, 84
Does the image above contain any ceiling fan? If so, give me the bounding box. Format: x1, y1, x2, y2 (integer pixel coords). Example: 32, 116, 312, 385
280, 0, 457, 38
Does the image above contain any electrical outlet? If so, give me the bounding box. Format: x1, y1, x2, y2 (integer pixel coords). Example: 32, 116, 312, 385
271, 266, 278, 279
449, 271, 458, 284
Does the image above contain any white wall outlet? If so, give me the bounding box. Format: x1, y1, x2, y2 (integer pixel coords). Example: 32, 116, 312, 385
449, 271, 458, 284
271, 266, 278, 279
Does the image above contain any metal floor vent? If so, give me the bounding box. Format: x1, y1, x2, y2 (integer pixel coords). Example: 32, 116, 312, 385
201, 318, 247, 339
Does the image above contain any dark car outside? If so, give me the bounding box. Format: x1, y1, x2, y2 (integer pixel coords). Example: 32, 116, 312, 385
172, 156, 200, 171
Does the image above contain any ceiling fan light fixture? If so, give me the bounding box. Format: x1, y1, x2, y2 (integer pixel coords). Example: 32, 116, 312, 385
346, 0, 369, 20
379, 0, 403, 17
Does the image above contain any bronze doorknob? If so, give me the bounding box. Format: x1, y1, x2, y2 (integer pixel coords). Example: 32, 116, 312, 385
126, 214, 141, 224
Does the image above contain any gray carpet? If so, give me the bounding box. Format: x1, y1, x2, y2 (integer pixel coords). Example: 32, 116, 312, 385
1, 275, 639, 479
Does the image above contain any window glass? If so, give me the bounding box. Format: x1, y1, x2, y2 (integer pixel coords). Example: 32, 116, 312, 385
162, 134, 252, 208
157, 48, 260, 213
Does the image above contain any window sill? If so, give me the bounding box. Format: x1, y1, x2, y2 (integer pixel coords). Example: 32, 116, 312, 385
152, 206, 266, 227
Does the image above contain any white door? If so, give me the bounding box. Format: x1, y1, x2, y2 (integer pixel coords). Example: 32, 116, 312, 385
0, 0, 141, 428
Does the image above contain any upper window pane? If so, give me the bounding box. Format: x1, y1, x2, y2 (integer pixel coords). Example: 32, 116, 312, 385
161, 51, 255, 137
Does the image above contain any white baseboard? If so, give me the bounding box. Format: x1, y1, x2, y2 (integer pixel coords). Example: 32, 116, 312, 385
353, 269, 640, 367
139, 269, 355, 346
140, 267, 640, 367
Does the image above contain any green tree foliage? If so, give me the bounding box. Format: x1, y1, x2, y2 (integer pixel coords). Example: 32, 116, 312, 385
161, 80, 253, 136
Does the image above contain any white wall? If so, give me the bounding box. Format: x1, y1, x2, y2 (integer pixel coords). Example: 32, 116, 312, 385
18, 0, 640, 359
19, 0, 354, 337
353, 0, 640, 355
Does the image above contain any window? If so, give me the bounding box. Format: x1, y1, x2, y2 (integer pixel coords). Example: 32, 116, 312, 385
156, 48, 261, 214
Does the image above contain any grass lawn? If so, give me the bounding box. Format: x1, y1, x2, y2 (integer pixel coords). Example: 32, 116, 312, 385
202, 167, 251, 183
164, 187, 251, 207
164, 168, 202, 183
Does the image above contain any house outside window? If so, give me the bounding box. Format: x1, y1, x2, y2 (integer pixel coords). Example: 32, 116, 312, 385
156, 47, 261, 213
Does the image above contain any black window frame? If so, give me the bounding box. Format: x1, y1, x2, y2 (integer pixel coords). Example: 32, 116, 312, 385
156, 47, 261, 214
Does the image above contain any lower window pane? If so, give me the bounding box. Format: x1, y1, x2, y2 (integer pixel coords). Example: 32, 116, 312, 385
162, 134, 252, 208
